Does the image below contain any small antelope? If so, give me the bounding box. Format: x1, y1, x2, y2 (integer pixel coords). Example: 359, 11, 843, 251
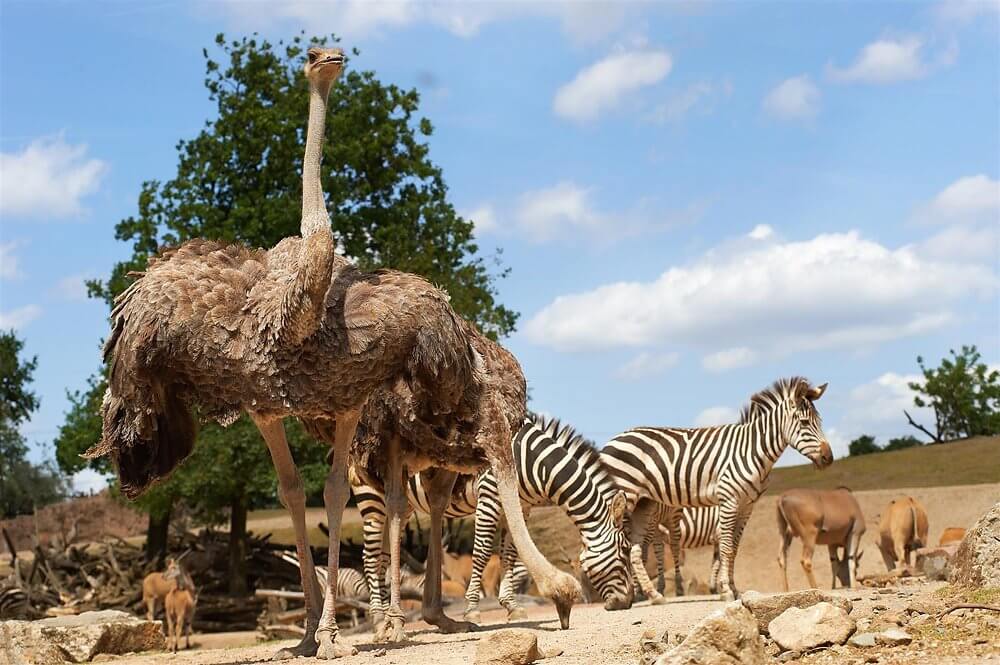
939, 527, 965, 547
164, 582, 196, 652
142, 558, 181, 621
878, 496, 929, 572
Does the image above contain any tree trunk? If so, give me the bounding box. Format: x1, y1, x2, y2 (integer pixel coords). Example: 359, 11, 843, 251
145, 507, 171, 565
228, 498, 249, 595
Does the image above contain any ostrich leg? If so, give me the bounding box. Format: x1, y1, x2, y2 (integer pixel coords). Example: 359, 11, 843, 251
375, 434, 408, 643
314, 409, 363, 660
252, 415, 324, 660
491, 459, 581, 629
422, 468, 476, 633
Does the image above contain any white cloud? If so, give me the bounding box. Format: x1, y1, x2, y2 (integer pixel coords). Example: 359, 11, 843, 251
649, 79, 733, 124
213, 0, 634, 44
1, 243, 23, 280
525, 229, 997, 355
0, 304, 42, 330
71, 468, 110, 494
748, 224, 774, 240
0, 135, 108, 219
694, 406, 739, 427
616, 351, 680, 381
827, 35, 953, 84
554, 49, 673, 123
834, 372, 936, 450
925, 174, 1000, 221
935, 0, 1000, 24
463, 204, 498, 235
702, 347, 758, 372
762, 75, 821, 119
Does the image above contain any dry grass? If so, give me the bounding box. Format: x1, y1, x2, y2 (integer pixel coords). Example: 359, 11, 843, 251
766, 435, 1000, 494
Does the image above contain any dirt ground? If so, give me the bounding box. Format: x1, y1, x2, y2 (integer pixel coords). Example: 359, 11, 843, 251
105, 581, 1000, 665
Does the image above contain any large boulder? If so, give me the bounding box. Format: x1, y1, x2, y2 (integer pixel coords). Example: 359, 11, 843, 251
916, 545, 958, 580
654, 601, 768, 665
767, 602, 856, 653
474, 629, 541, 665
950, 502, 1000, 588
0, 610, 165, 664
741, 589, 853, 635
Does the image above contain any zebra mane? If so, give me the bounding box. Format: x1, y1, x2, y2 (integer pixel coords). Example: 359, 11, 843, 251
525, 412, 618, 497
738, 376, 813, 424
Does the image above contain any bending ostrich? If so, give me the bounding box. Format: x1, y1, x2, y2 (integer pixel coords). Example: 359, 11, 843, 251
86, 47, 577, 660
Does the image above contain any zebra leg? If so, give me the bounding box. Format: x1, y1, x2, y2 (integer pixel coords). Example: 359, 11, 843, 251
662, 507, 685, 597
464, 474, 499, 623
725, 508, 750, 598
653, 537, 666, 595
421, 468, 475, 634
709, 544, 721, 595
628, 500, 664, 605
376, 435, 408, 644
499, 531, 528, 621
715, 499, 742, 601
360, 499, 387, 633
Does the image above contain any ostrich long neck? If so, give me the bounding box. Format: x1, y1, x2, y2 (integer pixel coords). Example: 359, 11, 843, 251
301, 78, 333, 237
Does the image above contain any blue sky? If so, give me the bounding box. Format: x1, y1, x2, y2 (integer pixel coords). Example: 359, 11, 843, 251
1, 1, 998, 492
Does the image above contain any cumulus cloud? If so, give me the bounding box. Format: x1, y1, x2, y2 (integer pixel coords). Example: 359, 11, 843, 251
0, 243, 23, 280
0, 135, 108, 219
554, 49, 673, 123
834, 372, 936, 451
0, 304, 42, 330
616, 351, 680, 381
748, 224, 774, 240
911, 175, 1000, 262
935, 0, 1000, 24
762, 75, 821, 119
827, 35, 955, 84
524, 229, 996, 356
702, 347, 758, 372
694, 406, 740, 427
923, 174, 1000, 222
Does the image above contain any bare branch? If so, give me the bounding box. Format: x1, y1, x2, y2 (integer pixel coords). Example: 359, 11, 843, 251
904, 410, 941, 443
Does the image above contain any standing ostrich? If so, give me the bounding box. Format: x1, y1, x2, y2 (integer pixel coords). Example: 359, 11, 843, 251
86, 46, 578, 660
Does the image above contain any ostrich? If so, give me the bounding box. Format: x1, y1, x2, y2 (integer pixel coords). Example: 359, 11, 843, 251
86, 46, 578, 660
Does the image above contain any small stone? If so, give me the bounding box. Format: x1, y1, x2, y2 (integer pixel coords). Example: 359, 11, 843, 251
849, 633, 878, 648
777, 651, 800, 662
654, 601, 768, 665
856, 619, 871, 632
875, 628, 912, 646
640, 629, 671, 665
877, 589, 894, 595
880, 612, 903, 626
768, 602, 856, 652
741, 589, 852, 635
474, 629, 540, 665
908, 614, 932, 627
873, 604, 889, 612
864, 656, 879, 663
373, 648, 387, 657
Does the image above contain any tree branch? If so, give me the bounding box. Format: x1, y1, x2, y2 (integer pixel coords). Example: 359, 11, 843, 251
905, 410, 942, 444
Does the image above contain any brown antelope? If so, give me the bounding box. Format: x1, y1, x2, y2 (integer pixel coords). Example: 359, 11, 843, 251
776, 487, 866, 590
878, 496, 929, 572
142, 557, 181, 620
939, 527, 966, 546
164, 581, 196, 652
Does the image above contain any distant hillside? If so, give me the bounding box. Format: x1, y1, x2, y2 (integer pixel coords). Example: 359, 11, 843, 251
765, 435, 999, 494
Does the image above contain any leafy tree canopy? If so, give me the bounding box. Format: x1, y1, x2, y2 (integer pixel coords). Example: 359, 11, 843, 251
848, 434, 880, 457
908, 345, 1000, 442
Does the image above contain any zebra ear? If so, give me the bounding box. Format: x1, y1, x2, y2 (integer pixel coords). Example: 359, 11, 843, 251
610, 491, 627, 527
806, 382, 828, 401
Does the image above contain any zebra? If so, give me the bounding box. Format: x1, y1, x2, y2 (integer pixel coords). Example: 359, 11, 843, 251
642, 505, 721, 599
351, 413, 633, 627
601, 377, 832, 600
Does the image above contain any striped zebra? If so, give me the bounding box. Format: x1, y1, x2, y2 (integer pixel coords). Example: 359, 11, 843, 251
644, 505, 721, 598
351, 413, 632, 626
601, 377, 832, 600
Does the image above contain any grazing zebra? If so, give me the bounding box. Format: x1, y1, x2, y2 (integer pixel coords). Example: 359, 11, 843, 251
601, 377, 832, 600
643, 505, 721, 598
351, 413, 632, 627
0, 586, 29, 619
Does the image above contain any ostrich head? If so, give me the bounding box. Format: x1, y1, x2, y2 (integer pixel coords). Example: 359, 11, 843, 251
304, 46, 345, 83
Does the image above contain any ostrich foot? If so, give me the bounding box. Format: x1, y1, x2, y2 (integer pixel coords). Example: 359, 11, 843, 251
424, 610, 476, 634
464, 609, 482, 624
271, 632, 319, 660
374, 616, 407, 644
506, 607, 529, 622
315, 632, 357, 660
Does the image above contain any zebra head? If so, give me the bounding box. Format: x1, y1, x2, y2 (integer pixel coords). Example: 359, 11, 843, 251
784, 380, 833, 469
579, 490, 634, 611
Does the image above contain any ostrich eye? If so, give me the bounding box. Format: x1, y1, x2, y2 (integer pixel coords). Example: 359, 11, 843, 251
308, 51, 318, 63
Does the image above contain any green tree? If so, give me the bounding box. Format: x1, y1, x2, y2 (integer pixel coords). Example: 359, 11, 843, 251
883, 435, 922, 452
848, 434, 880, 457
1, 331, 67, 518
56, 33, 516, 592
907, 345, 1000, 443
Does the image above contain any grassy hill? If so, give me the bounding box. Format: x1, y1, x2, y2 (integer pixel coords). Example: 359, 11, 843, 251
765, 434, 999, 495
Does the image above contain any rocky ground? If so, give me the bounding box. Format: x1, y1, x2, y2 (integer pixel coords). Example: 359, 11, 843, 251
26, 580, 993, 665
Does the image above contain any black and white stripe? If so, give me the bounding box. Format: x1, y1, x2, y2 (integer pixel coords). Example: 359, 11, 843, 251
646, 505, 721, 596
601, 377, 831, 599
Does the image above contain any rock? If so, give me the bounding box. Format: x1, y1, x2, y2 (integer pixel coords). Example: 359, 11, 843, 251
741, 589, 853, 635
474, 629, 541, 665
640, 629, 671, 665
0, 610, 165, 664
950, 501, 1000, 588
776, 651, 800, 662
654, 601, 768, 665
905, 599, 944, 616
768, 602, 856, 652
849, 632, 878, 648
879, 612, 904, 626
875, 628, 912, 646
915, 545, 957, 581
908, 614, 932, 628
